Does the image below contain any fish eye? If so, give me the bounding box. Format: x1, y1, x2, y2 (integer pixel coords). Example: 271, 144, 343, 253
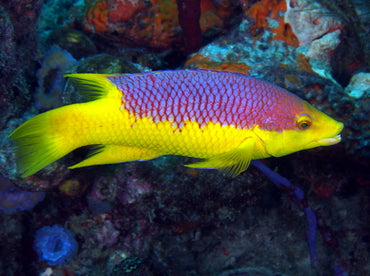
297, 115, 312, 130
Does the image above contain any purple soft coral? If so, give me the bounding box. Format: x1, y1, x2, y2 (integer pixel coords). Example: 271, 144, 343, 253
176, 0, 201, 52
251, 160, 318, 267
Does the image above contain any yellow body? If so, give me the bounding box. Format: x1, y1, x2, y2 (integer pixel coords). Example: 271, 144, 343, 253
9, 73, 343, 177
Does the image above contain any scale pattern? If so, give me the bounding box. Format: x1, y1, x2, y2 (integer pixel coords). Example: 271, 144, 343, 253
108, 70, 305, 131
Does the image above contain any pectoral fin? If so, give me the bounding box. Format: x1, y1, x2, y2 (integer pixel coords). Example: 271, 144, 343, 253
185, 137, 255, 177
69, 145, 161, 169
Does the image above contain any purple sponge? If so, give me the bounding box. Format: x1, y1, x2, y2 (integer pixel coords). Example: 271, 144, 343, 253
0, 175, 45, 213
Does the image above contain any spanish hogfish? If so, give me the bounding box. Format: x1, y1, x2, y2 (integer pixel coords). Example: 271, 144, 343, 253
10, 70, 343, 177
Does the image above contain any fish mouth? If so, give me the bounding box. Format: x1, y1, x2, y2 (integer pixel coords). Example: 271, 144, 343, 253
317, 134, 342, 146
316, 122, 343, 146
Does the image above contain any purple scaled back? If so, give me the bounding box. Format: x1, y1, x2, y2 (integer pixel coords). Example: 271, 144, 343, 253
108, 70, 306, 131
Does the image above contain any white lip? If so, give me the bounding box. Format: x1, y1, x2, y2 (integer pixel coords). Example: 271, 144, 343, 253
317, 134, 342, 146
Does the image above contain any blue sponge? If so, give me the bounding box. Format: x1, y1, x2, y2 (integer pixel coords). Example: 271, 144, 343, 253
34, 225, 78, 265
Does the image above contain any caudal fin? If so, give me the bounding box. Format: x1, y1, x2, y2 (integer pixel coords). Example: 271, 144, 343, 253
9, 108, 75, 178
9, 74, 122, 177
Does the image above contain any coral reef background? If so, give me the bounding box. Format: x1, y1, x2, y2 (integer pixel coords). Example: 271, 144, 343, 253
0, 0, 368, 275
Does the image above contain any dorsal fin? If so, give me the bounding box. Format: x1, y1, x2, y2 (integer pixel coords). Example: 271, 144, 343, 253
65, 73, 123, 101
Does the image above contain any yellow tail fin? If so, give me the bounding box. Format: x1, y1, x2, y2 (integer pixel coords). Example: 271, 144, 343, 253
10, 74, 123, 177
9, 108, 76, 178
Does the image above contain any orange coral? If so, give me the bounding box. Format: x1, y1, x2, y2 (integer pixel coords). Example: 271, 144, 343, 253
86, 1, 109, 33
247, 0, 270, 31
108, 0, 141, 23
200, 0, 229, 32
296, 53, 314, 73
84, 0, 235, 50
150, 0, 180, 48
246, 0, 298, 46
185, 54, 251, 74
272, 22, 298, 46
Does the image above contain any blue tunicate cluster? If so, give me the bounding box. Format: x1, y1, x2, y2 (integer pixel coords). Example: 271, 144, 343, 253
34, 225, 78, 266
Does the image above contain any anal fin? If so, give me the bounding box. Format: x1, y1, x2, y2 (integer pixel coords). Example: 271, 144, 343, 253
185, 137, 255, 177
69, 145, 161, 169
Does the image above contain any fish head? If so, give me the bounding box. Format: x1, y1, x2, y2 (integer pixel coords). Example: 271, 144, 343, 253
254, 100, 343, 158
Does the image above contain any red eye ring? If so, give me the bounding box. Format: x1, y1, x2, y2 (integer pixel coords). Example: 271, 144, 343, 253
298, 120, 311, 130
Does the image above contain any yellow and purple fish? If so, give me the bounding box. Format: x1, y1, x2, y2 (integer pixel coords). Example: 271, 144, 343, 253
10, 70, 343, 177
